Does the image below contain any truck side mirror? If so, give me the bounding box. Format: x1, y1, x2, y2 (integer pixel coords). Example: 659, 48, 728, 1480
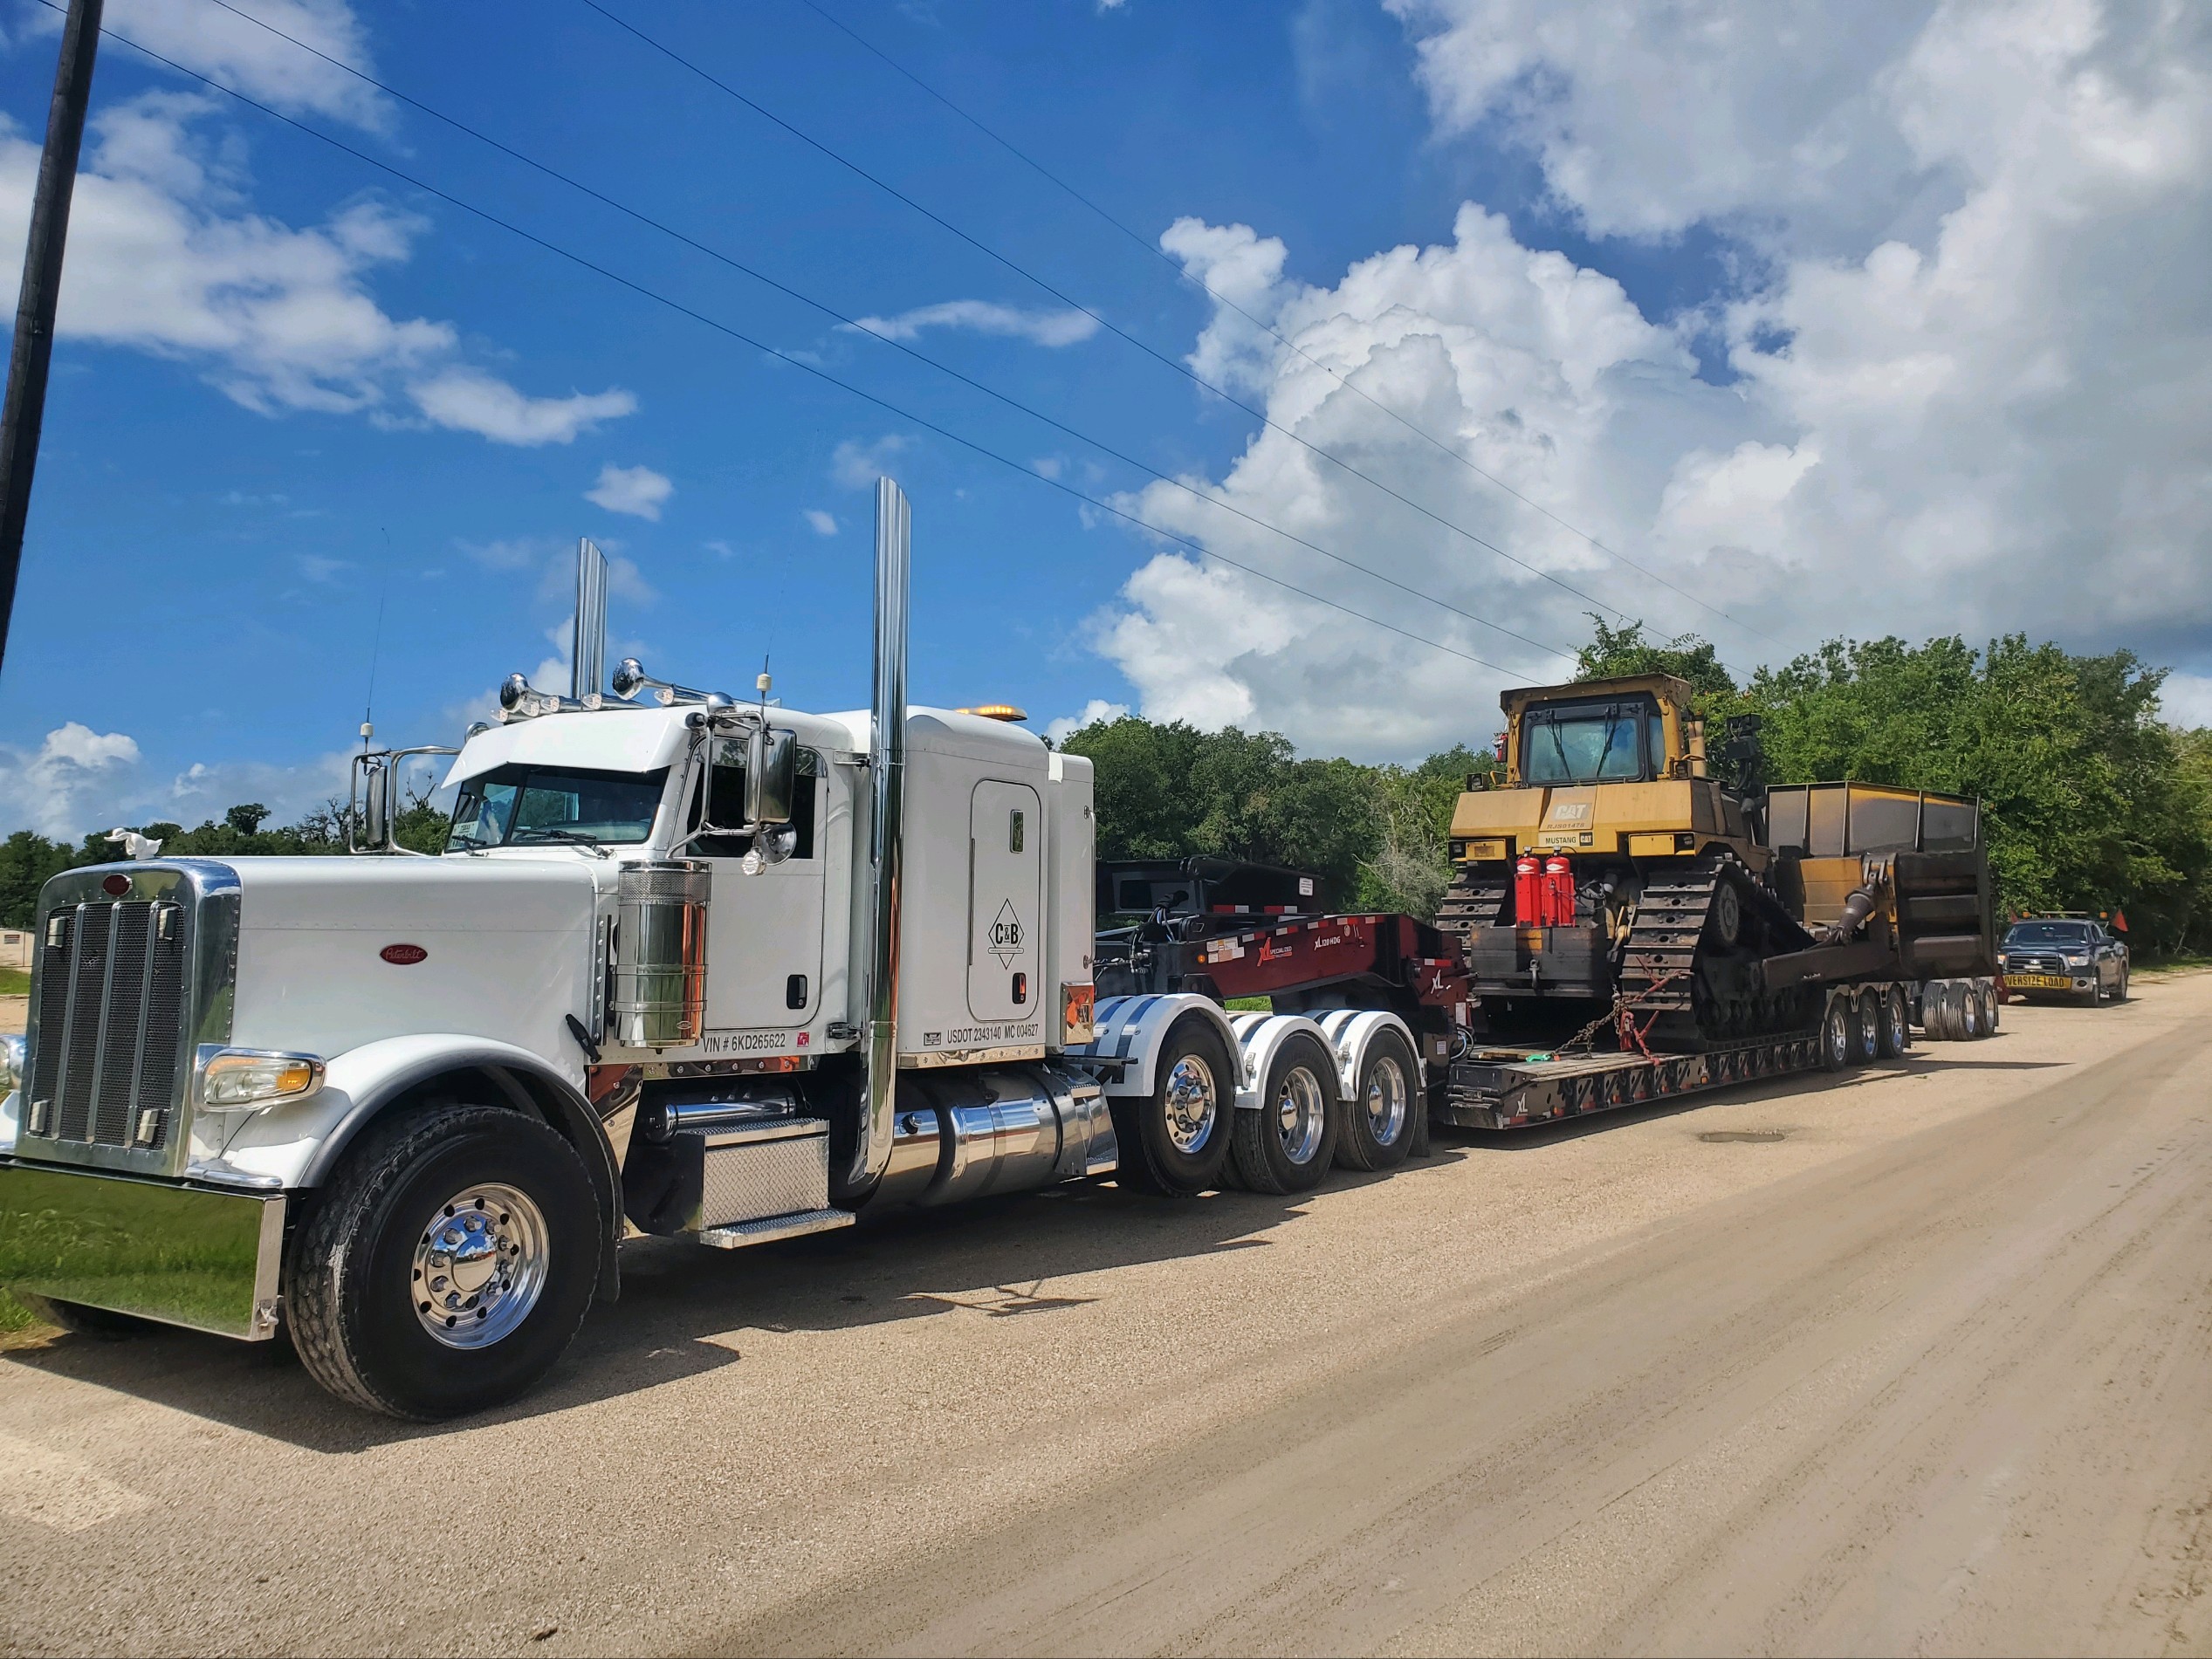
745, 726, 797, 826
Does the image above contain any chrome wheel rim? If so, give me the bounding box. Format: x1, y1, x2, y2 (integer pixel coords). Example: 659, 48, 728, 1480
1274, 1066, 1326, 1165
1825, 1008, 1848, 1065
1162, 1054, 1219, 1155
411, 1183, 549, 1349
1365, 1055, 1409, 1148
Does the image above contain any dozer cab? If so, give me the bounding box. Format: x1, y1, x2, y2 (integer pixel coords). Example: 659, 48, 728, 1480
1439, 674, 1995, 1050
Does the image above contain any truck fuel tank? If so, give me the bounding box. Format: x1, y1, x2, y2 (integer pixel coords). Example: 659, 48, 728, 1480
875, 1066, 1112, 1207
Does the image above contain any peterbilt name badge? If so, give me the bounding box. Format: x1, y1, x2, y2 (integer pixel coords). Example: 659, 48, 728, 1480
380, 943, 429, 965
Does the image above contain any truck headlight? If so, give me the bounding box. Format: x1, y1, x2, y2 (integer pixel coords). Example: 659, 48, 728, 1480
200, 1048, 325, 1108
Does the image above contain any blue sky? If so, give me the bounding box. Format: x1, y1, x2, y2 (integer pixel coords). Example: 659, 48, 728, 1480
2, 0, 2209, 835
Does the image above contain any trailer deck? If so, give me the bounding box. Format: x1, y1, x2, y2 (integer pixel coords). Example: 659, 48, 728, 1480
1441, 1028, 1828, 1130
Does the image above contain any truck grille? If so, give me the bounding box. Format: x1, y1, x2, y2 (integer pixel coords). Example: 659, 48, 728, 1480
2007, 953, 2066, 975
29, 900, 189, 1148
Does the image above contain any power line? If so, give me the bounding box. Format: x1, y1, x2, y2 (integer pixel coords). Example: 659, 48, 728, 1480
71, 6, 1535, 682
190, 0, 1571, 668
788, 0, 1779, 652
577, 0, 1641, 631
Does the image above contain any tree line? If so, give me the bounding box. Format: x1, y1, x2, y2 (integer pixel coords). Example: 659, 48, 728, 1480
6, 625, 2209, 951
1061, 623, 2212, 954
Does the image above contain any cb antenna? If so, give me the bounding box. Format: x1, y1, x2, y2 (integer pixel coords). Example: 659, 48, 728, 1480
362, 528, 390, 752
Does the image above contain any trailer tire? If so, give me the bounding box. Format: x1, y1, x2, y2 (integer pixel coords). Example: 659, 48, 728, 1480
1879, 985, 1910, 1057
1230, 1033, 1340, 1195
1853, 988, 1883, 1065
1924, 979, 1955, 1040
1111, 1018, 1237, 1197
1958, 980, 1984, 1040
285, 1102, 600, 1421
1979, 979, 2002, 1032
1820, 996, 1853, 1073
1335, 1030, 1419, 1172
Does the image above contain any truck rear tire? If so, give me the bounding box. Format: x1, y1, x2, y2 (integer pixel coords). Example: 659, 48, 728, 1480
1230, 1033, 1340, 1195
1111, 1018, 1237, 1196
285, 1103, 601, 1421
1335, 1030, 1418, 1172
1979, 980, 2001, 1032
1820, 996, 1852, 1073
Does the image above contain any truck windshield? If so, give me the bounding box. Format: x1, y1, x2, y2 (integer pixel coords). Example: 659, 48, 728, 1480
1522, 699, 1662, 785
2004, 922, 2097, 946
448, 765, 668, 851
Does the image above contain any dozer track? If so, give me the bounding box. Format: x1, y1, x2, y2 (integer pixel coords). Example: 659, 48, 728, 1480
1436, 867, 1508, 949
1618, 852, 1817, 1048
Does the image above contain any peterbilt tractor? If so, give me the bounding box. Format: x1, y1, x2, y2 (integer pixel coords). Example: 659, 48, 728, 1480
0, 482, 1432, 1419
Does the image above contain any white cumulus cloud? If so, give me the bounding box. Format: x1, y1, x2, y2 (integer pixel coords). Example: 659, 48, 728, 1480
802, 509, 838, 537
0, 723, 141, 837
1045, 699, 1131, 746
847, 299, 1100, 348
0, 91, 634, 445
585, 463, 673, 521
1080, 0, 2212, 757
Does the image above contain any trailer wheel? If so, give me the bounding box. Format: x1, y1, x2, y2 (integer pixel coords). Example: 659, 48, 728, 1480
1879, 985, 1910, 1057
1820, 996, 1852, 1073
1979, 980, 2002, 1032
1111, 1018, 1236, 1196
1853, 989, 1882, 1065
1958, 980, 1985, 1040
1336, 1030, 1418, 1172
1230, 1034, 1340, 1195
285, 1103, 600, 1421
1923, 979, 1954, 1040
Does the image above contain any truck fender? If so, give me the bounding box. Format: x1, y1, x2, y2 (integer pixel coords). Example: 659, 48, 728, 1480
1073, 993, 1241, 1098
1306, 1008, 1426, 1100
1226, 1011, 1338, 1112
223, 1034, 622, 1302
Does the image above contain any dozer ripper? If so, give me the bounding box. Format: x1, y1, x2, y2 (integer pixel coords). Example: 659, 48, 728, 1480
1438, 673, 1996, 1052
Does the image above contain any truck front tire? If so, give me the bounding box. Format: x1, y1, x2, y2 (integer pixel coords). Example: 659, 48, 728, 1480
285, 1103, 600, 1420
1112, 1018, 1237, 1196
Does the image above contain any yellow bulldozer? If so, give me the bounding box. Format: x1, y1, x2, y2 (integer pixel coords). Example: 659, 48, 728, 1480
1440, 672, 1994, 1049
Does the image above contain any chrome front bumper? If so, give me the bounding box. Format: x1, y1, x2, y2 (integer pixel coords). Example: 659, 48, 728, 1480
0, 1158, 285, 1340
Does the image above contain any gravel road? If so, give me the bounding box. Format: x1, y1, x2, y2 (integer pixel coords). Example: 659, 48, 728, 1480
4, 977, 2209, 1656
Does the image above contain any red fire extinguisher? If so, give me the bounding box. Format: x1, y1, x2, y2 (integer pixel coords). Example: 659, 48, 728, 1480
1543, 855, 1575, 927
1514, 854, 1542, 924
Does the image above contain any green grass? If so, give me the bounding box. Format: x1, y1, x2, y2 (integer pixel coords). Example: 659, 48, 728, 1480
1226, 996, 1272, 1011
0, 966, 27, 997
0, 1290, 49, 1342
2133, 951, 2212, 979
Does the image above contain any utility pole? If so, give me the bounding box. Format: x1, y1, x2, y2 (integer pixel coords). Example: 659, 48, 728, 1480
0, 0, 103, 677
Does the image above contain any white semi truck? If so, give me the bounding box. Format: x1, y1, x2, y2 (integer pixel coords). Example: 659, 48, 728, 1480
0, 482, 1430, 1418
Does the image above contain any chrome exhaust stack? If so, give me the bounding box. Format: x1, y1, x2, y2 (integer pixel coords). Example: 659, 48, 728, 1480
855, 476, 910, 1194
572, 536, 608, 703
